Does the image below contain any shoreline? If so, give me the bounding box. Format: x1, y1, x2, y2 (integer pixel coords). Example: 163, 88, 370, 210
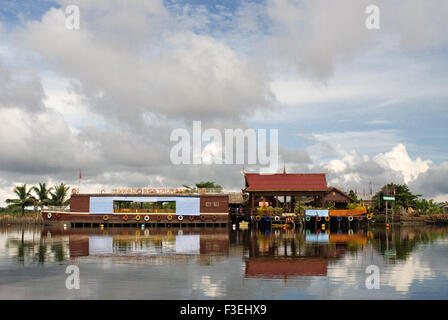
0, 214, 45, 226
2, 213, 448, 226
374, 214, 448, 225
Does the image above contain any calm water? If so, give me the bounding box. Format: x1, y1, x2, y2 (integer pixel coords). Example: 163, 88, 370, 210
1, 224, 448, 299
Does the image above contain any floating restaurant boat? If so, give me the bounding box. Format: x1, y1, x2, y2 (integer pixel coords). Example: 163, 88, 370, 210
42, 190, 229, 227
41, 171, 373, 228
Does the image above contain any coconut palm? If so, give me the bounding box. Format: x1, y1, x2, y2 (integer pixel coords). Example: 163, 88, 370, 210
50, 183, 70, 207
32, 183, 53, 212
5, 184, 35, 216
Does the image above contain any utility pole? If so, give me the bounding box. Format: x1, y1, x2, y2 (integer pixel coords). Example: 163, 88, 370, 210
377, 188, 380, 214
386, 199, 388, 225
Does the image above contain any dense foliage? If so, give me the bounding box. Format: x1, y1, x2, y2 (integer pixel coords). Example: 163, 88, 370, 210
183, 181, 222, 192
371, 183, 445, 215
4, 182, 70, 215
372, 183, 420, 209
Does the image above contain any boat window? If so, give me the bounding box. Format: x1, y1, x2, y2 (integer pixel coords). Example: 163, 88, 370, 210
113, 200, 176, 213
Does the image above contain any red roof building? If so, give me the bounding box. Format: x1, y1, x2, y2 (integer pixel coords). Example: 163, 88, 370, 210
243, 172, 328, 215
244, 173, 327, 191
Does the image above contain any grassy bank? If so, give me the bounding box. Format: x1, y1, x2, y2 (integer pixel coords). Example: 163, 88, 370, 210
423, 214, 448, 224
0, 213, 44, 225
374, 213, 448, 225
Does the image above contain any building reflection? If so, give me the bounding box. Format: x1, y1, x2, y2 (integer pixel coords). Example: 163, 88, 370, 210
242, 229, 368, 279
3, 225, 447, 271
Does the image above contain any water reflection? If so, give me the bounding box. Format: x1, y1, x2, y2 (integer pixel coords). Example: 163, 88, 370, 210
4, 227, 68, 265
1, 225, 448, 299
243, 229, 368, 279
3, 225, 447, 268
39, 227, 230, 266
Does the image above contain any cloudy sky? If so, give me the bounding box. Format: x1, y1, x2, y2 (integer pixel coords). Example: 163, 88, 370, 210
0, 0, 447, 205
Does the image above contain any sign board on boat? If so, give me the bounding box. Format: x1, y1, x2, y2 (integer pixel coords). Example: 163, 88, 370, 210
383, 196, 395, 201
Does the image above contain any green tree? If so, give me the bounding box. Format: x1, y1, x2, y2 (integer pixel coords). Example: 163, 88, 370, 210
5, 184, 35, 216
32, 183, 53, 211
348, 190, 358, 203
195, 181, 222, 190
50, 183, 70, 207
414, 199, 442, 215
372, 183, 420, 210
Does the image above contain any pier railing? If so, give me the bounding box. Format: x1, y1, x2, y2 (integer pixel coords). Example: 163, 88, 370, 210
107, 187, 224, 195
114, 209, 176, 214
47, 206, 70, 212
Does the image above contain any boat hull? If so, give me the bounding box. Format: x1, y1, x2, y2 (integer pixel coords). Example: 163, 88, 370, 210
42, 211, 229, 226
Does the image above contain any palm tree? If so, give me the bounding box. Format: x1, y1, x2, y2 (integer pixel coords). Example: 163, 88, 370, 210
50, 183, 70, 207
32, 183, 53, 212
5, 184, 35, 216
195, 181, 222, 192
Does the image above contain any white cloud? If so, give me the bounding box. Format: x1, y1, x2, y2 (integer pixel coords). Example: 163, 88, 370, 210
366, 119, 391, 125
302, 136, 433, 192
409, 162, 448, 200
192, 275, 225, 298
266, 0, 375, 79
303, 129, 404, 160
266, 0, 448, 80
0, 0, 448, 206
386, 255, 436, 293
18, 4, 273, 126
374, 144, 432, 184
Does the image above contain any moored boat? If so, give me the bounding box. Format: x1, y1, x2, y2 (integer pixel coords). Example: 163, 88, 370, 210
42, 191, 230, 227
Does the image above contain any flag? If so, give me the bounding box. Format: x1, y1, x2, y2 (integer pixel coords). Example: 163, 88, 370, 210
79, 169, 82, 180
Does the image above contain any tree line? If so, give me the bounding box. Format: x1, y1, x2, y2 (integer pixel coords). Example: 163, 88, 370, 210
2, 181, 221, 216
349, 183, 445, 215
4, 183, 70, 216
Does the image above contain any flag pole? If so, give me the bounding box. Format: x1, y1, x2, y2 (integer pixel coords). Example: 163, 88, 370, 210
78, 169, 81, 193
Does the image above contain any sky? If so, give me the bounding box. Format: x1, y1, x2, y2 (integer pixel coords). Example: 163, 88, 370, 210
0, 0, 447, 205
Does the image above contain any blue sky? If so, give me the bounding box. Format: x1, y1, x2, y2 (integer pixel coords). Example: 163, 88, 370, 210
0, 0, 57, 27
0, 0, 447, 203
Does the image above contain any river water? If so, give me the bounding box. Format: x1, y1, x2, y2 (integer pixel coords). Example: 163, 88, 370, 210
1, 224, 447, 299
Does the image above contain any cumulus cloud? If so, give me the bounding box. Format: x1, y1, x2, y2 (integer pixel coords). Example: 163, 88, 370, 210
17, 2, 274, 127
266, 0, 375, 80
392, 0, 448, 50
0, 0, 447, 206
0, 60, 46, 111
303, 130, 404, 158
0, 1, 276, 204
374, 144, 432, 184
315, 141, 433, 193
266, 0, 448, 80
409, 162, 448, 200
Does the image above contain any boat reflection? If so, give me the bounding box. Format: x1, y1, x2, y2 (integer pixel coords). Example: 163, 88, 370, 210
4, 224, 448, 276
40, 227, 229, 263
